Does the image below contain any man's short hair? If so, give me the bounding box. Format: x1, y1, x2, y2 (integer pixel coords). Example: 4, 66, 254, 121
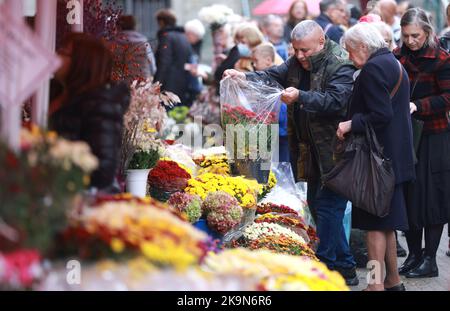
253, 42, 276, 62
320, 0, 343, 13
291, 20, 324, 41
118, 15, 136, 31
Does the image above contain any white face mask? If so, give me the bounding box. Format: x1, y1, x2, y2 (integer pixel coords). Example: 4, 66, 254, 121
237, 43, 251, 57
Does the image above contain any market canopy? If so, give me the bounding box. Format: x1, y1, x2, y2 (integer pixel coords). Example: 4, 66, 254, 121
252, 0, 321, 17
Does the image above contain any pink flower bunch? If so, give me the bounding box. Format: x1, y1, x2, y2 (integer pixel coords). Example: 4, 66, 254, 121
202, 191, 243, 235
167, 192, 202, 223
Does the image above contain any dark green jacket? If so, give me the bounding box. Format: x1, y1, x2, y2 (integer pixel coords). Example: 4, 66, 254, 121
247, 39, 355, 181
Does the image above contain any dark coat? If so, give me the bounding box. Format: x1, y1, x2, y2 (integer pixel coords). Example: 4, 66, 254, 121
154, 26, 193, 104
315, 14, 344, 44
49, 83, 130, 191
349, 48, 415, 184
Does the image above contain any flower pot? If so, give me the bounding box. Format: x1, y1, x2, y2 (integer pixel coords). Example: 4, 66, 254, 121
126, 169, 151, 198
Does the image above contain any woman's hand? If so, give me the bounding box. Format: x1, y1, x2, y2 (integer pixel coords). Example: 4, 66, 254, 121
409, 102, 417, 114
281, 87, 300, 105
337, 120, 352, 141
223, 69, 246, 80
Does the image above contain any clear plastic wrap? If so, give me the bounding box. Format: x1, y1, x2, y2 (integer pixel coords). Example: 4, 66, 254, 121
260, 163, 316, 230
220, 77, 282, 183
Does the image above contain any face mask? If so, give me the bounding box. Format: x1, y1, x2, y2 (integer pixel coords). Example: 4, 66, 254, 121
237, 43, 251, 58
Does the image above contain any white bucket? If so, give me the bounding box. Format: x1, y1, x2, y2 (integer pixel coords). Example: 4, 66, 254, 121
125, 169, 150, 197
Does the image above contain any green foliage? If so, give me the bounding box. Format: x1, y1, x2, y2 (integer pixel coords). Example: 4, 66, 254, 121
128, 149, 160, 170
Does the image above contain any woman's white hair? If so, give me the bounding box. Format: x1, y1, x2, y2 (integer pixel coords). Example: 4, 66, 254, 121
344, 22, 387, 54
185, 19, 206, 39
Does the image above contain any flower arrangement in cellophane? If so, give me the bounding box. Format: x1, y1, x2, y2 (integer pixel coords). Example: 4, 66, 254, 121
231, 222, 317, 260
184, 173, 260, 209
256, 202, 319, 249
120, 79, 179, 174
203, 248, 348, 291
62, 196, 209, 270
0, 126, 98, 254
202, 191, 243, 235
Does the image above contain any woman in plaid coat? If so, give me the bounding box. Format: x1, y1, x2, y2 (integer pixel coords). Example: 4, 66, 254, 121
394, 8, 450, 279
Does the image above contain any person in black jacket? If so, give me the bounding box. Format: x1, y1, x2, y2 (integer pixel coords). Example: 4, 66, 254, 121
337, 23, 415, 291
49, 33, 130, 193
154, 9, 193, 106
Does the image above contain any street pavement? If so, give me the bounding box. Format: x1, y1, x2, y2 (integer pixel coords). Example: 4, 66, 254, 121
350, 224, 449, 291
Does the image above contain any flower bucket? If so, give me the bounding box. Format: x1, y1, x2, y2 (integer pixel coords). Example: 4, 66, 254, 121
126, 169, 150, 198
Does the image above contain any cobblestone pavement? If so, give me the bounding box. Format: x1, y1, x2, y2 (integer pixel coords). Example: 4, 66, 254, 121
350, 224, 449, 291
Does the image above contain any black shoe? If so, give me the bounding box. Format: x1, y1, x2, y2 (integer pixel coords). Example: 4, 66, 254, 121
396, 241, 407, 257
398, 252, 422, 275
385, 283, 406, 291
405, 256, 439, 278
336, 266, 360, 286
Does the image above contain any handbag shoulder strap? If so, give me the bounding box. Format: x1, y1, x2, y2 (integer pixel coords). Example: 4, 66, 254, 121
366, 123, 388, 157
390, 60, 403, 99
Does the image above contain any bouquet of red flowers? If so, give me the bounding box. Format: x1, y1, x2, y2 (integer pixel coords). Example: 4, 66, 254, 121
148, 160, 191, 201
221, 104, 277, 126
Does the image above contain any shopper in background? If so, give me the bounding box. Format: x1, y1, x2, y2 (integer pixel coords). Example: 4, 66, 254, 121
315, 0, 347, 44
154, 9, 193, 106
112, 15, 157, 85
284, 0, 309, 43
394, 8, 450, 279
49, 33, 130, 193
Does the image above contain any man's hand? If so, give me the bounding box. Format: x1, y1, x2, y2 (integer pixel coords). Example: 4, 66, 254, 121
223, 69, 246, 80
281, 87, 300, 105
410, 102, 417, 114
336, 120, 352, 141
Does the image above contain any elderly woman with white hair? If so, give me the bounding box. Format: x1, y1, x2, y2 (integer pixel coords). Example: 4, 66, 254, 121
337, 22, 416, 291
185, 19, 206, 59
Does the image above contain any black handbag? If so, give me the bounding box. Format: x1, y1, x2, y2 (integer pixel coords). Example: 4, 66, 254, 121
322, 124, 395, 217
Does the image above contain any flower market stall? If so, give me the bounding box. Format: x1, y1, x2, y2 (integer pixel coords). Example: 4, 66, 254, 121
0, 75, 347, 291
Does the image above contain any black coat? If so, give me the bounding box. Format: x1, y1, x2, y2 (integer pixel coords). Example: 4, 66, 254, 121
49, 83, 130, 191
154, 26, 193, 104
348, 48, 415, 184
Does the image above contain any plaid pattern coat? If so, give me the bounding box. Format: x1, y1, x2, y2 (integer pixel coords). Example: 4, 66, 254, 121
394, 44, 450, 134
